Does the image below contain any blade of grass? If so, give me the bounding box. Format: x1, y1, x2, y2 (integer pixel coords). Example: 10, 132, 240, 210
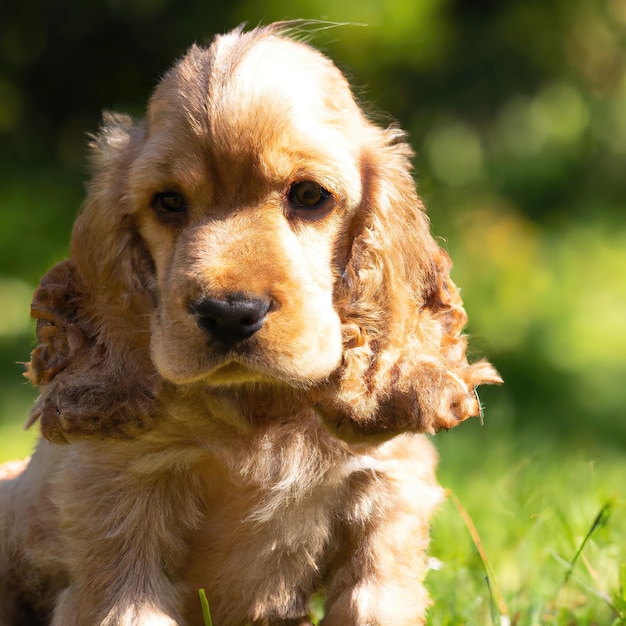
554, 500, 623, 619
198, 589, 214, 626
564, 500, 613, 584
552, 550, 619, 613
446, 488, 509, 623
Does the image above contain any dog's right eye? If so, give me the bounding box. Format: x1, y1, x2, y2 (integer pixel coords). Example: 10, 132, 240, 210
152, 191, 187, 213
287, 181, 334, 220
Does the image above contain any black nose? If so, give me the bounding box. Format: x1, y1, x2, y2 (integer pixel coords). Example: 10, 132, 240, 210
191, 294, 271, 347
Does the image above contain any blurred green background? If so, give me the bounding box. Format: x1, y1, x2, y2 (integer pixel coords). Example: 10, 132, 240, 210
0, 0, 624, 622
2, 0, 625, 453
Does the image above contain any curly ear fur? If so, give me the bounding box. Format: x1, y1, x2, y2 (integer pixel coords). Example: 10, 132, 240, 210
314, 126, 502, 443
25, 114, 161, 443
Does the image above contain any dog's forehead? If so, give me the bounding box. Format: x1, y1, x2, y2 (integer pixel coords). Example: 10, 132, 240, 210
147, 29, 364, 156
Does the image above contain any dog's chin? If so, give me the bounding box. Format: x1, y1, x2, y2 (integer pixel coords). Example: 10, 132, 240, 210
202, 362, 271, 386
151, 343, 341, 389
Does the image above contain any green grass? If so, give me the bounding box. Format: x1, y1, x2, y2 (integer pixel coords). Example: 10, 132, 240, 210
199, 589, 214, 626
428, 423, 625, 625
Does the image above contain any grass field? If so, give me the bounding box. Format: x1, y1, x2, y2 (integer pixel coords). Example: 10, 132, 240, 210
430, 422, 625, 625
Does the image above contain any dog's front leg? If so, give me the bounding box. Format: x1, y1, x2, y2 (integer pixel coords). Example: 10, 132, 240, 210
321, 435, 444, 626
50, 446, 200, 626
50, 523, 186, 626
52, 587, 180, 626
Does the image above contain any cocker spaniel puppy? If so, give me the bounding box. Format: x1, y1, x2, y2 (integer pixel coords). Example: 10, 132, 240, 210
0, 23, 500, 626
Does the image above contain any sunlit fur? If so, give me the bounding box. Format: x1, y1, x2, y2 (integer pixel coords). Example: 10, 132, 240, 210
0, 23, 500, 625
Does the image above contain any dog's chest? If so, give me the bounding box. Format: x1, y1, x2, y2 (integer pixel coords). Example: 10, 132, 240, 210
180, 438, 354, 623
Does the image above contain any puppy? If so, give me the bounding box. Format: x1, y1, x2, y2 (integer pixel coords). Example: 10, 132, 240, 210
0, 23, 500, 626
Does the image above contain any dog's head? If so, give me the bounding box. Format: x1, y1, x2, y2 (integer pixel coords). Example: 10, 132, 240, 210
26, 23, 500, 443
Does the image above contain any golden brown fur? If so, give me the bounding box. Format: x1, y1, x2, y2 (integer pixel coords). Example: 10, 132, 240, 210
0, 23, 500, 626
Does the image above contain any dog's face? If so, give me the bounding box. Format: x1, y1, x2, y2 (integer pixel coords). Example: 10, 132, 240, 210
126, 33, 368, 385
27, 24, 500, 443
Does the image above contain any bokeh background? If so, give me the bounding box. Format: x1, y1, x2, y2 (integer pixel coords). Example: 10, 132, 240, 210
0, 0, 624, 623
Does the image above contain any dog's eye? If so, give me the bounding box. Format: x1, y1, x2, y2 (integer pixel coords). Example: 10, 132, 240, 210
288, 181, 334, 216
289, 181, 325, 207
153, 191, 187, 213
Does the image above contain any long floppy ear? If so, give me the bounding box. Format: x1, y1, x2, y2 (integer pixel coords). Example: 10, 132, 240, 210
314, 125, 501, 444
25, 114, 161, 443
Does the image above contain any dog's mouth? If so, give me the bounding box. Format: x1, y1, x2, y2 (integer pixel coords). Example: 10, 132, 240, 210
192, 308, 272, 384
202, 360, 268, 385
185, 293, 289, 385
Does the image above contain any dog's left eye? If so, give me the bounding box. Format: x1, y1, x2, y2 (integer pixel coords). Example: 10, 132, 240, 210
152, 191, 187, 213
288, 181, 334, 216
